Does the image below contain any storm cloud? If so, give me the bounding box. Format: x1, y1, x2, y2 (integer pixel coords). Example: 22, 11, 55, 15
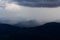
13, 0, 60, 7
0, 0, 60, 27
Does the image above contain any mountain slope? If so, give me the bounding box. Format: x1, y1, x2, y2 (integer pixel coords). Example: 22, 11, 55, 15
14, 20, 40, 28
0, 22, 60, 40
0, 23, 21, 40
11, 22, 60, 40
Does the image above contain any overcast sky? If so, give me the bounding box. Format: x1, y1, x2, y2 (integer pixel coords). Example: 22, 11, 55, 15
0, 0, 60, 25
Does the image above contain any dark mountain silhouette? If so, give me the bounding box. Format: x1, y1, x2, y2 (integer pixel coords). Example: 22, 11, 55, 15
0, 22, 60, 40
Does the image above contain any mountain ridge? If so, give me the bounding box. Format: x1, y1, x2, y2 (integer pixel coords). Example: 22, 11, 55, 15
0, 22, 59, 40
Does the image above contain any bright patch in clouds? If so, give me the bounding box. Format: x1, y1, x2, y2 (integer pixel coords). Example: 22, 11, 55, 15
5, 3, 21, 10
0, 0, 2, 1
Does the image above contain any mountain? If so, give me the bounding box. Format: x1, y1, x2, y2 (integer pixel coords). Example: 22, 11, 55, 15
0, 22, 60, 40
0, 23, 21, 40
14, 20, 40, 28
11, 22, 60, 40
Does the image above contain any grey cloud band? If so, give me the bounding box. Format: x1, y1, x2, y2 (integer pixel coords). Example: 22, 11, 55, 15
13, 0, 60, 7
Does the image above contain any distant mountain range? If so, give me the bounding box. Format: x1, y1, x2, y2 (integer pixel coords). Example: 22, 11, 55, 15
0, 22, 60, 40
0, 19, 40, 27
14, 20, 40, 28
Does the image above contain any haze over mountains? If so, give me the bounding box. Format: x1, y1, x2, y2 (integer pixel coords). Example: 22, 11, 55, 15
0, 18, 41, 28
0, 17, 60, 28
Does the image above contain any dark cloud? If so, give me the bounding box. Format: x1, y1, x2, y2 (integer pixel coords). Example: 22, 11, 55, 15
13, 0, 60, 7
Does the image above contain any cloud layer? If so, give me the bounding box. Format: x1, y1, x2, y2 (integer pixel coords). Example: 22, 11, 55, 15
13, 0, 60, 7
0, 0, 60, 27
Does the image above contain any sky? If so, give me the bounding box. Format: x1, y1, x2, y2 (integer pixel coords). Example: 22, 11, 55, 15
0, 0, 60, 25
